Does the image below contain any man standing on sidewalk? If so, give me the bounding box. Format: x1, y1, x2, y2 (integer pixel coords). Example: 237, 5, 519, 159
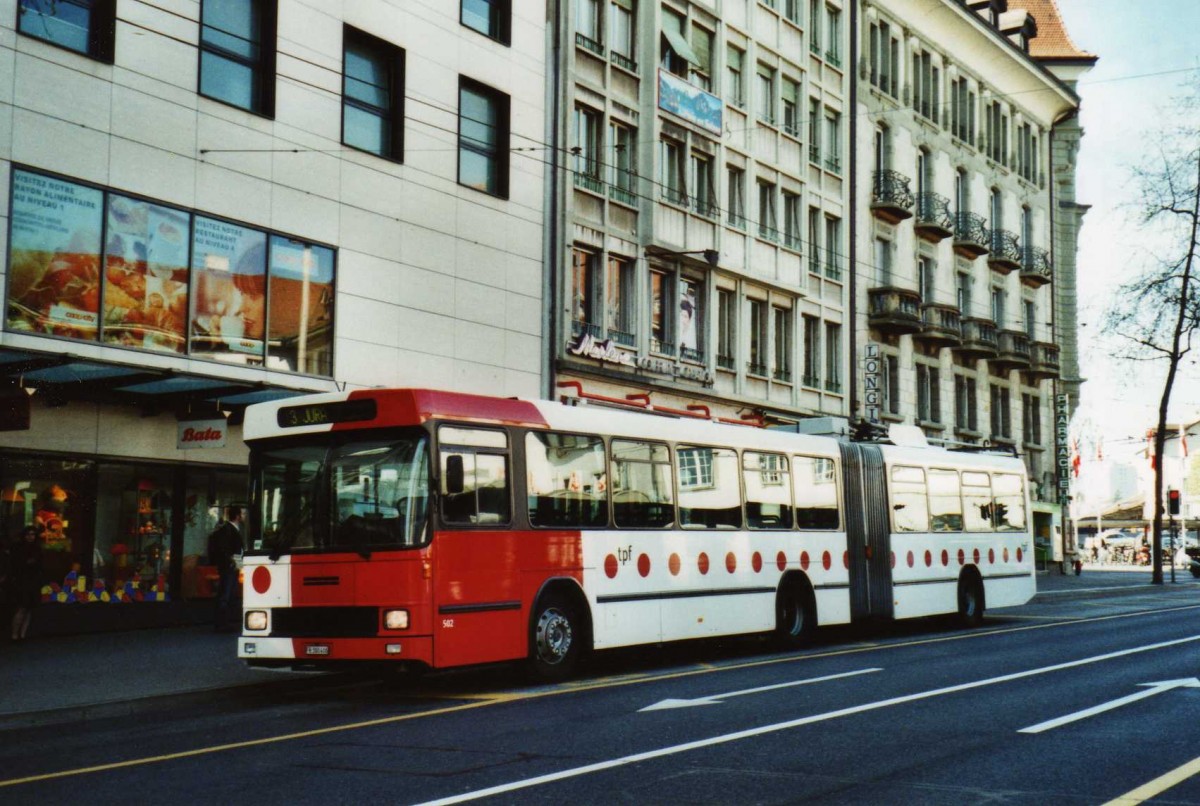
208, 506, 244, 633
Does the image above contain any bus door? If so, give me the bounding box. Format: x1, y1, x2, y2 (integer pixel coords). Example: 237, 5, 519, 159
433, 427, 524, 667
839, 443, 893, 620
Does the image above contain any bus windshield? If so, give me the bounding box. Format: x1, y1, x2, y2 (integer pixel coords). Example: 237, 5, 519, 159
251, 432, 431, 556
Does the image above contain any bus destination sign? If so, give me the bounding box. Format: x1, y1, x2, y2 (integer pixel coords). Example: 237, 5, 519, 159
276, 399, 377, 428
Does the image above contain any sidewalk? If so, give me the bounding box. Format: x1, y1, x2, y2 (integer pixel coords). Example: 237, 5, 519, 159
1, 568, 1196, 732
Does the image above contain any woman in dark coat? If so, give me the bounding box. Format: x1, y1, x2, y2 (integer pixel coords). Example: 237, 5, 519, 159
9, 525, 43, 641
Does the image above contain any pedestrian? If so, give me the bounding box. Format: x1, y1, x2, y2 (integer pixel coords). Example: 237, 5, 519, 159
9, 525, 43, 642
208, 505, 244, 632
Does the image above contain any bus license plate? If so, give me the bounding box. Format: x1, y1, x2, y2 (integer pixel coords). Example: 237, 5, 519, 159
305, 644, 330, 656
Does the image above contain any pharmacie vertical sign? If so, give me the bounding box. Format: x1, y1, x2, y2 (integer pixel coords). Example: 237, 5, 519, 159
863, 343, 881, 423
1055, 393, 1070, 504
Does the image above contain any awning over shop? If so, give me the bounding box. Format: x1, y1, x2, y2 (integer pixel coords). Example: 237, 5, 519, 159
0, 347, 320, 415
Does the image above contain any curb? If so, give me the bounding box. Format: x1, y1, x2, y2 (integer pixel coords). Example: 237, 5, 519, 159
1032, 579, 1200, 604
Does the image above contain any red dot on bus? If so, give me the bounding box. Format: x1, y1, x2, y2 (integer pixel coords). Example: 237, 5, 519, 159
604, 555, 618, 579
924, 550, 933, 568
776, 551, 787, 571
1004, 548, 1010, 563
725, 552, 737, 574
906, 551, 914, 568
957, 548, 966, 566
637, 554, 651, 577
822, 551, 832, 571
1016, 547, 1023, 563
973, 548, 981, 565
890, 552, 896, 569
941, 549, 949, 567
252, 566, 271, 594
801, 551, 810, 571
698, 552, 710, 575
752, 552, 763, 573
668, 553, 681, 576
842, 551, 849, 569
988, 548, 995, 564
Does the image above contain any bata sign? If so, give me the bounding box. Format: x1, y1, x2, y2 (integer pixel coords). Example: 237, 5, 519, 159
177, 419, 228, 449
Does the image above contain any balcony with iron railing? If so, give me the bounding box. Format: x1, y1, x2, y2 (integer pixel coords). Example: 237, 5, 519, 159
915, 192, 954, 242
575, 33, 604, 57
824, 378, 843, 394
747, 361, 768, 377
1020, 246, 1052, 287
914, 302, 962, 346
774, 367, 792, 383
801, 373, 820, 388
680, 347, 705, 364
953, 211, 990, 258
867, 286, 922, 335
608, 182, 637, 206
987, 229, 1022, 275
994, 329, 1032, 370
572, 320, 603, 340
610, 51, 637, 72
608, 328, 635, 348
651, 337, 676, 357
573, 168, 603, 194
1029, 341, 1061, 380
716, 353, 736, 371
824, 155, 842, 174
870, 170, 915, 224
956, 316, 999, 359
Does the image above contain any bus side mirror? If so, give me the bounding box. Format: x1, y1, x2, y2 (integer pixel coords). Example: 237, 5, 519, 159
445, 454, 465, 495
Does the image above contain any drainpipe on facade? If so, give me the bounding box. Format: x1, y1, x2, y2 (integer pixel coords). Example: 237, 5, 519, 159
542, 0, 564, 400
847, 0, 860, 422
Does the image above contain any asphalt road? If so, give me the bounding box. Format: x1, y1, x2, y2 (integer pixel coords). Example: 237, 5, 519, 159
2, 595, 1199, 805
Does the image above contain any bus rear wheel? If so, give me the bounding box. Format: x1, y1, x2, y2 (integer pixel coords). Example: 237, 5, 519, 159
957, 576, 985, 627
775, 580, 815, 649
529, 594, 582, 682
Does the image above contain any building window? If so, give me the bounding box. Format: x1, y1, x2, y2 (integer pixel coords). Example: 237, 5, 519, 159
802, 315, 820, 387
342, 27, 404, 161
781, 77, 800, 137
606, 255, 635, 345
757, 181, 778, 242
918, 255, 935, 301
773, 307, 792, 382
991, 286, 1006, 326
824, 322, 841, 393
458, 78, 510, 197
868, 19, 899, 96
808, 207, 821, 274
7, 169, 336, 376
824, 5, 841, 66
1017, 122, 1035, 182
689, 25, 713, 91
608, 121, 637, 204
951, 77, 976, 145
874, 237, 892, 285
917, 362, 940, 423
716, 288, 735, 369
610, 0, 636, 69
1024, 298, 1037, 339
571, 248, 600, 337
824, 216, 841, 280
990, 187, 1003, 230
726, 45, 745, 107
824, 111, 841, 173
1022, 392, 1042, 445
17, 0, 114, 61
912, 49, 938, 122
990, 383, 1012, 440
659, 137, 687, 206
680, 277, 703, 361
808, 0, 821, 53
199, 0, 277, 116
691, 153, 717, 217
956, 271, 972, 314
783, 192, 801, 250
955, 167, 970, 215
955, 374, 978, 432
650, 269, 675, 355
660, 8, 689, 78
808, 98, 821, 163
756, 63, 775, 124
576, 0, 601, 45
573, 105, 603, 191
986, 101, 1009, 165
748, 299, 767, 376
882, 353, 899, 414
784, 0, 800, 24
461, 0, 510, 45
727, 165, 746, 229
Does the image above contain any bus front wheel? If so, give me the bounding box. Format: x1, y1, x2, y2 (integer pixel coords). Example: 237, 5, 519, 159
529, 594, 582, 682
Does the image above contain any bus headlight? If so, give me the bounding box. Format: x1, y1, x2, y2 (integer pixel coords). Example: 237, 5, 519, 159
245, 610, 269, 631
383, 609, 409, 630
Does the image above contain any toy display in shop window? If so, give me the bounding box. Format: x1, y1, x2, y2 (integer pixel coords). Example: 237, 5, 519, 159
34, 484, 70, 552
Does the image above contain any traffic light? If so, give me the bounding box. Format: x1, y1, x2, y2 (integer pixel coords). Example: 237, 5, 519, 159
1168, 488, 1181, 516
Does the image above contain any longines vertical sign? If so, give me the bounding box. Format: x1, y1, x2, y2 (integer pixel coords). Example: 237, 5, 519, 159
863, 344, 881, 423
1055, 393, 1071, 505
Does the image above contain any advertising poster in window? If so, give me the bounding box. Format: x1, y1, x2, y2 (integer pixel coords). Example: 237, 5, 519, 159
679, 279, 699, 353
190, 217, 266, 362
102, 195, 190, 353
7, 171, 103, 340
267, 236, 334, 375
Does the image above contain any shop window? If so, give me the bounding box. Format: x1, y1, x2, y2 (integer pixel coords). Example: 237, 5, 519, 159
266, 236, 335, 375
181, 467, 246, 599
0, 457, 94, 603
17, 0, 115, 62
95, 463, 173, 600
199, 0, 277, 117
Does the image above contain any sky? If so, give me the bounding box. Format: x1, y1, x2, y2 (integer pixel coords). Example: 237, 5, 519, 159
1054, 0, 1200, 460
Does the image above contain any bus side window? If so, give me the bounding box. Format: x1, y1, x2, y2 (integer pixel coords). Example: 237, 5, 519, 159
890, 466, 929, 532
793, 455, 840, 530
611, 439, 674, 528
678, 446, 742, 529
961, 472, 993, 532
439, 426, 511, 526
992, 473, 1026, 531
928, 469, 963, 532
744, 452, 793, 529
525, 431, 608, 528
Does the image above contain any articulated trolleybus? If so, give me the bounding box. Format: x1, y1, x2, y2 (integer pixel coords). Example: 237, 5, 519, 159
238, 387, 1034, 680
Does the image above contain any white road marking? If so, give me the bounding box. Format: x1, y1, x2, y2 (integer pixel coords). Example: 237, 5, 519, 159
414, 634, 1200, 806
1019, 678, 1200, 734
639, 668, 882, 711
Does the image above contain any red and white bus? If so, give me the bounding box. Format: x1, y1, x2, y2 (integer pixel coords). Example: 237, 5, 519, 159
237, 387, 1034, 679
